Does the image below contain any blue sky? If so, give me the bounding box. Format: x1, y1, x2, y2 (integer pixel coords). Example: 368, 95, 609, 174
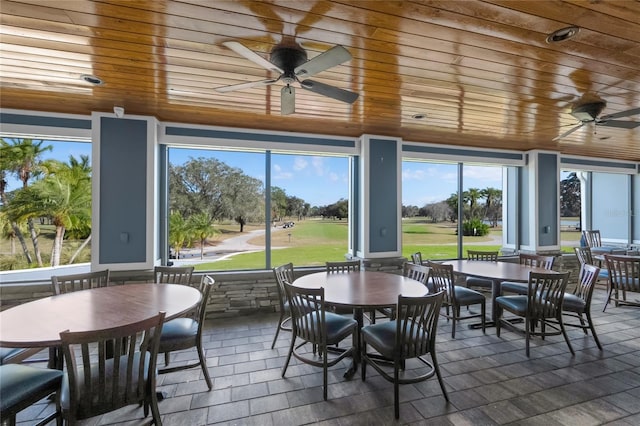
5, 140, 539, 208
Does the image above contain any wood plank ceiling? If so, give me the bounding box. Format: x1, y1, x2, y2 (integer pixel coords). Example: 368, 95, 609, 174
0, 0, 639, 161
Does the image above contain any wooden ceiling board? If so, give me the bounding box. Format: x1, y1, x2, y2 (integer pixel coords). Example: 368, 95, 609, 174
0, 0, 638, 161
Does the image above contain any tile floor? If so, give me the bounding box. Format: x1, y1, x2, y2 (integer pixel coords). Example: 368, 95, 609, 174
18, 287, 640, 425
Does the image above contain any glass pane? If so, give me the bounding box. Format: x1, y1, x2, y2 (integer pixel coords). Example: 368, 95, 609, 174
270, 153, 349, 267
461, 165, 503, 258
0, 138, 92, 269
560, 170, 582, 253
168, 148, 266, 271
402, 161, 459, 260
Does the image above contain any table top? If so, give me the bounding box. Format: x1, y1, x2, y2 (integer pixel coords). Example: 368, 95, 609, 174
293, 270, 428, 308
442, 259, 558, 282
0, 283, 201, 348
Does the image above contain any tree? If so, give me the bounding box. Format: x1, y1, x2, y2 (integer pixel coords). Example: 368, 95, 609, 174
270, 186, 287, 221
1, 138, 53, 266
423, 201, 452, 222
481, 187, 502, 227
402, 205, 419, 218
464, 188, 482, 219
560, 172, 581, 217
445, 193, 459, 222
169, 211, 192, 259
187, 212, 217, 259
6, 156, 91, 266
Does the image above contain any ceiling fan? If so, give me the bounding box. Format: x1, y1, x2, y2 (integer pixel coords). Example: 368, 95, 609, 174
553, 99, 640, 141
215, 39, 358, 115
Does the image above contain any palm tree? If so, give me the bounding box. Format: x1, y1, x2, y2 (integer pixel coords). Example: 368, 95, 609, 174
0, 139, 33, 263
187, 212, 217, 259
169, 211, 192, 259
481, 187, 502, 227
6, 156, 91, 266
1, 138, 53, 266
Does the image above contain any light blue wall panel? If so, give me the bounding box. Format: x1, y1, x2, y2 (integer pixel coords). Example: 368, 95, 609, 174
634, 175, 640, 243
505, 167, 518, 245
520, 167, 530, 246
369, 139, 397, 253
99, 117, 147, 263
592, 173, 629, 240
538, 153, 558, 246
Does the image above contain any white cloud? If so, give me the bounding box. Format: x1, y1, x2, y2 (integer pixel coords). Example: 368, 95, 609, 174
272, 163, 293, 180
312, 156, 324, 175
293, 157, 308, 171
329, 172, 339, 182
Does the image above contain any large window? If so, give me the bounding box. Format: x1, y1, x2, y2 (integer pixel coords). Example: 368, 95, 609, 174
0, 138, 92, 270
167, 148, 349, 271
560, 170, 582, 252
402, 161, 503, 260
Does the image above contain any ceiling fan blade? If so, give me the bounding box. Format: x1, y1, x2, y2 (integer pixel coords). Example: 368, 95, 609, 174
597, 119, 640, 129
281, 85, 295, 115
222, 41, 283, 73
600, 107, 640, 120
300, 79, 359, 104
552, 123, 585, 141
294, 45, 352, 78
215, 78, 278, 93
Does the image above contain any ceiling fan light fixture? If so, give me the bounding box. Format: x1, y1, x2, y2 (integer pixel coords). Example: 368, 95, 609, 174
546, 26, 580, 43
80, 74, 104, 85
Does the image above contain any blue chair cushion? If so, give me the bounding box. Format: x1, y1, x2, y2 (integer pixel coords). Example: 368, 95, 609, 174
0, 347, 28, 365
0, 364, 62, 414
495, 295, 528, 316
454, 286, 485, 305
562, 293, 585, 313
159, 318, 198, 349
299, 312, 356, 344
361, 320, 426, 359
501, 281, 528, 295
466, 277, 492, 289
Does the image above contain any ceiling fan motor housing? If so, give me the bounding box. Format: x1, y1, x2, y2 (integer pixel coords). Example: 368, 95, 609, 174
271, 44, 308, 84
571, 101, 607, 122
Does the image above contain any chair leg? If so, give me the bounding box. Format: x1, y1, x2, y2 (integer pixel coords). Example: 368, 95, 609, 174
578, 314, 588, 335
525, 317, 530, 357
394, 364, 400, 419
451, 309, 456, 339
197, 342, 213, 390
586, 311, 603, 350
432, 352, 449, 401
164, 352, 170, 367
281, 334, 295, 377
558, 315, 575, 355
322, 345, 328, 401
149, 387, 162, 426
603, 287, 614, 312
481, 301, 486, 334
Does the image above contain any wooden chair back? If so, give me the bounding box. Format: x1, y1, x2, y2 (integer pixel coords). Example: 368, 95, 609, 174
153, 265, 194, 284
411, 252, 424, 265
425, 261, 455, 306
519, 253, 555, 270
59, 312, 165, 423
574, 246, 595, 266
51, 270, 110, 295
467, 250, 498, 262
273, 263, 294, 306
395, 291, 444, 358
604, 254, 640, 294
402, 262, 430, 287
284, 283, 326, 344
526, 272, 570, 319
582, 230, 603, 248
326, 260, 361, 273
573, 264, 601, 307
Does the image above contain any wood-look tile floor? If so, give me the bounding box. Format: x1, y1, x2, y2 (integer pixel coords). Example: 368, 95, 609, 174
18, 287, 640, 425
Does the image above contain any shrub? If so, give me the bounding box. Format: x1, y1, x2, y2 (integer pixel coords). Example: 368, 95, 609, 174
462, 219, 490, 236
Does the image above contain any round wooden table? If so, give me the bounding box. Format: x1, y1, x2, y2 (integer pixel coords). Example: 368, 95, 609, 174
0, 283, 201, 348
442, 259, 558, 323
293, 270, 428, 377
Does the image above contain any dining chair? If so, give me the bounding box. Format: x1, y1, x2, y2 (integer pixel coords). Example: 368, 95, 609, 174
0, 363, 63, 426
465, 250, 499, 291
58, 311, 166, 425
0, 347, 45, 365
361, 291, 448, 419
574, 246, 609, 284
153, 265, 194, 284
377, 262, 432, 322
500, 253, 555, 295
271, 263, 294, 349
562, 263, 602, 350
411, 251, 424, 265
426, 261, 486, 338
158, 275, 215, 390
51, 269, 110, 295
603, 254, 640, 312
281, 282, 357, 400
325, 260, 361, 316
496, 271, 572, 357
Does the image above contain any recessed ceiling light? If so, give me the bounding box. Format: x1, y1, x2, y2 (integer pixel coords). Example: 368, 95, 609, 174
80, 74, 104, 85
412, 113, 427, 120
546, 26, 580, 43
